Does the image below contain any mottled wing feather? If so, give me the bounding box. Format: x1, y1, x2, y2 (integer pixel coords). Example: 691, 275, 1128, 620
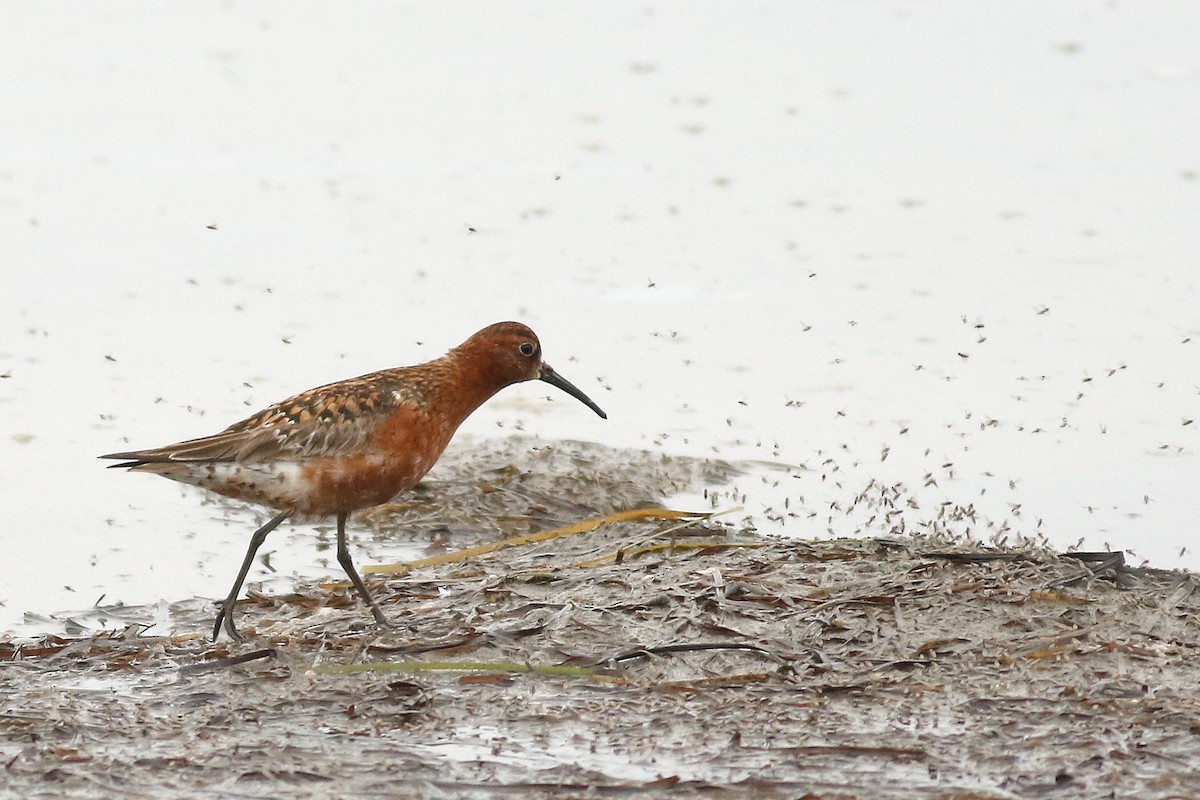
102, 370, 407, 466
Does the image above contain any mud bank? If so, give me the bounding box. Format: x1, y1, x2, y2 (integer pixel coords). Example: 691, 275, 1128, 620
3, 442, 1198, 799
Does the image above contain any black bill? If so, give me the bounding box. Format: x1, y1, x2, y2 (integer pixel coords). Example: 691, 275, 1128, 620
539, 364, 608, 419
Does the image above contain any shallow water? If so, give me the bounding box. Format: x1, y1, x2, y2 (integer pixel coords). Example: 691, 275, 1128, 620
1, 2, 1197, 634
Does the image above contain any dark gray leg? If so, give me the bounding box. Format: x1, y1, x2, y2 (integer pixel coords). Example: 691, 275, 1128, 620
335, 511, 390, 628
213, 510, 291, 641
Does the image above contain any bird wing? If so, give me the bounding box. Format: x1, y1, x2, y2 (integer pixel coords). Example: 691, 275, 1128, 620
101, 371, 405, 467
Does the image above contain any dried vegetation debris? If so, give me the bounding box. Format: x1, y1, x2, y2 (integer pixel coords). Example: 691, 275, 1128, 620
3, 440, 1200, 799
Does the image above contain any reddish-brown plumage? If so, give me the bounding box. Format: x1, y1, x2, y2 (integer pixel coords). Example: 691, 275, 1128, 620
101, 321, 606, 640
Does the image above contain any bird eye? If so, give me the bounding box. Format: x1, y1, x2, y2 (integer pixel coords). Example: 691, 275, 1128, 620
519, 342, 536, 357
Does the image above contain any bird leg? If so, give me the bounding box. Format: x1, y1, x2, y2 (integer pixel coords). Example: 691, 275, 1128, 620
336, 510, 391, 628
213, 510, 291, 641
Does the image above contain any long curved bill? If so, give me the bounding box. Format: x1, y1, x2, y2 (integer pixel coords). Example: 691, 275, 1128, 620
539, 364, 607, 419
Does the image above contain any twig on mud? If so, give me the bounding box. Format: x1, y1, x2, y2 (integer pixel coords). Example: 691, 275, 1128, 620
787, 744, 928, 760
571, 539, 765, 568
309, 660, 600, 677
179, 648, 277, 675
599, 642, 782, 666
570, 506, 746, 566
1049, 551, 1131, 588
366, 634, 485, 656
923, 552, 1035, 563
926, 549, 1141, 590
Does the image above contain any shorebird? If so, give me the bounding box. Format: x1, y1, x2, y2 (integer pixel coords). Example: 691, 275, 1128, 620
102, 321, 606, 640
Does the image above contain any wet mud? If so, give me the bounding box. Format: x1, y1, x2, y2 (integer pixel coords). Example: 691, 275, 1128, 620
3, 440, 1199, 799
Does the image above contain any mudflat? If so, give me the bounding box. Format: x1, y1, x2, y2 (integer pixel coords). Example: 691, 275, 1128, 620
3, 442, 1197, 799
